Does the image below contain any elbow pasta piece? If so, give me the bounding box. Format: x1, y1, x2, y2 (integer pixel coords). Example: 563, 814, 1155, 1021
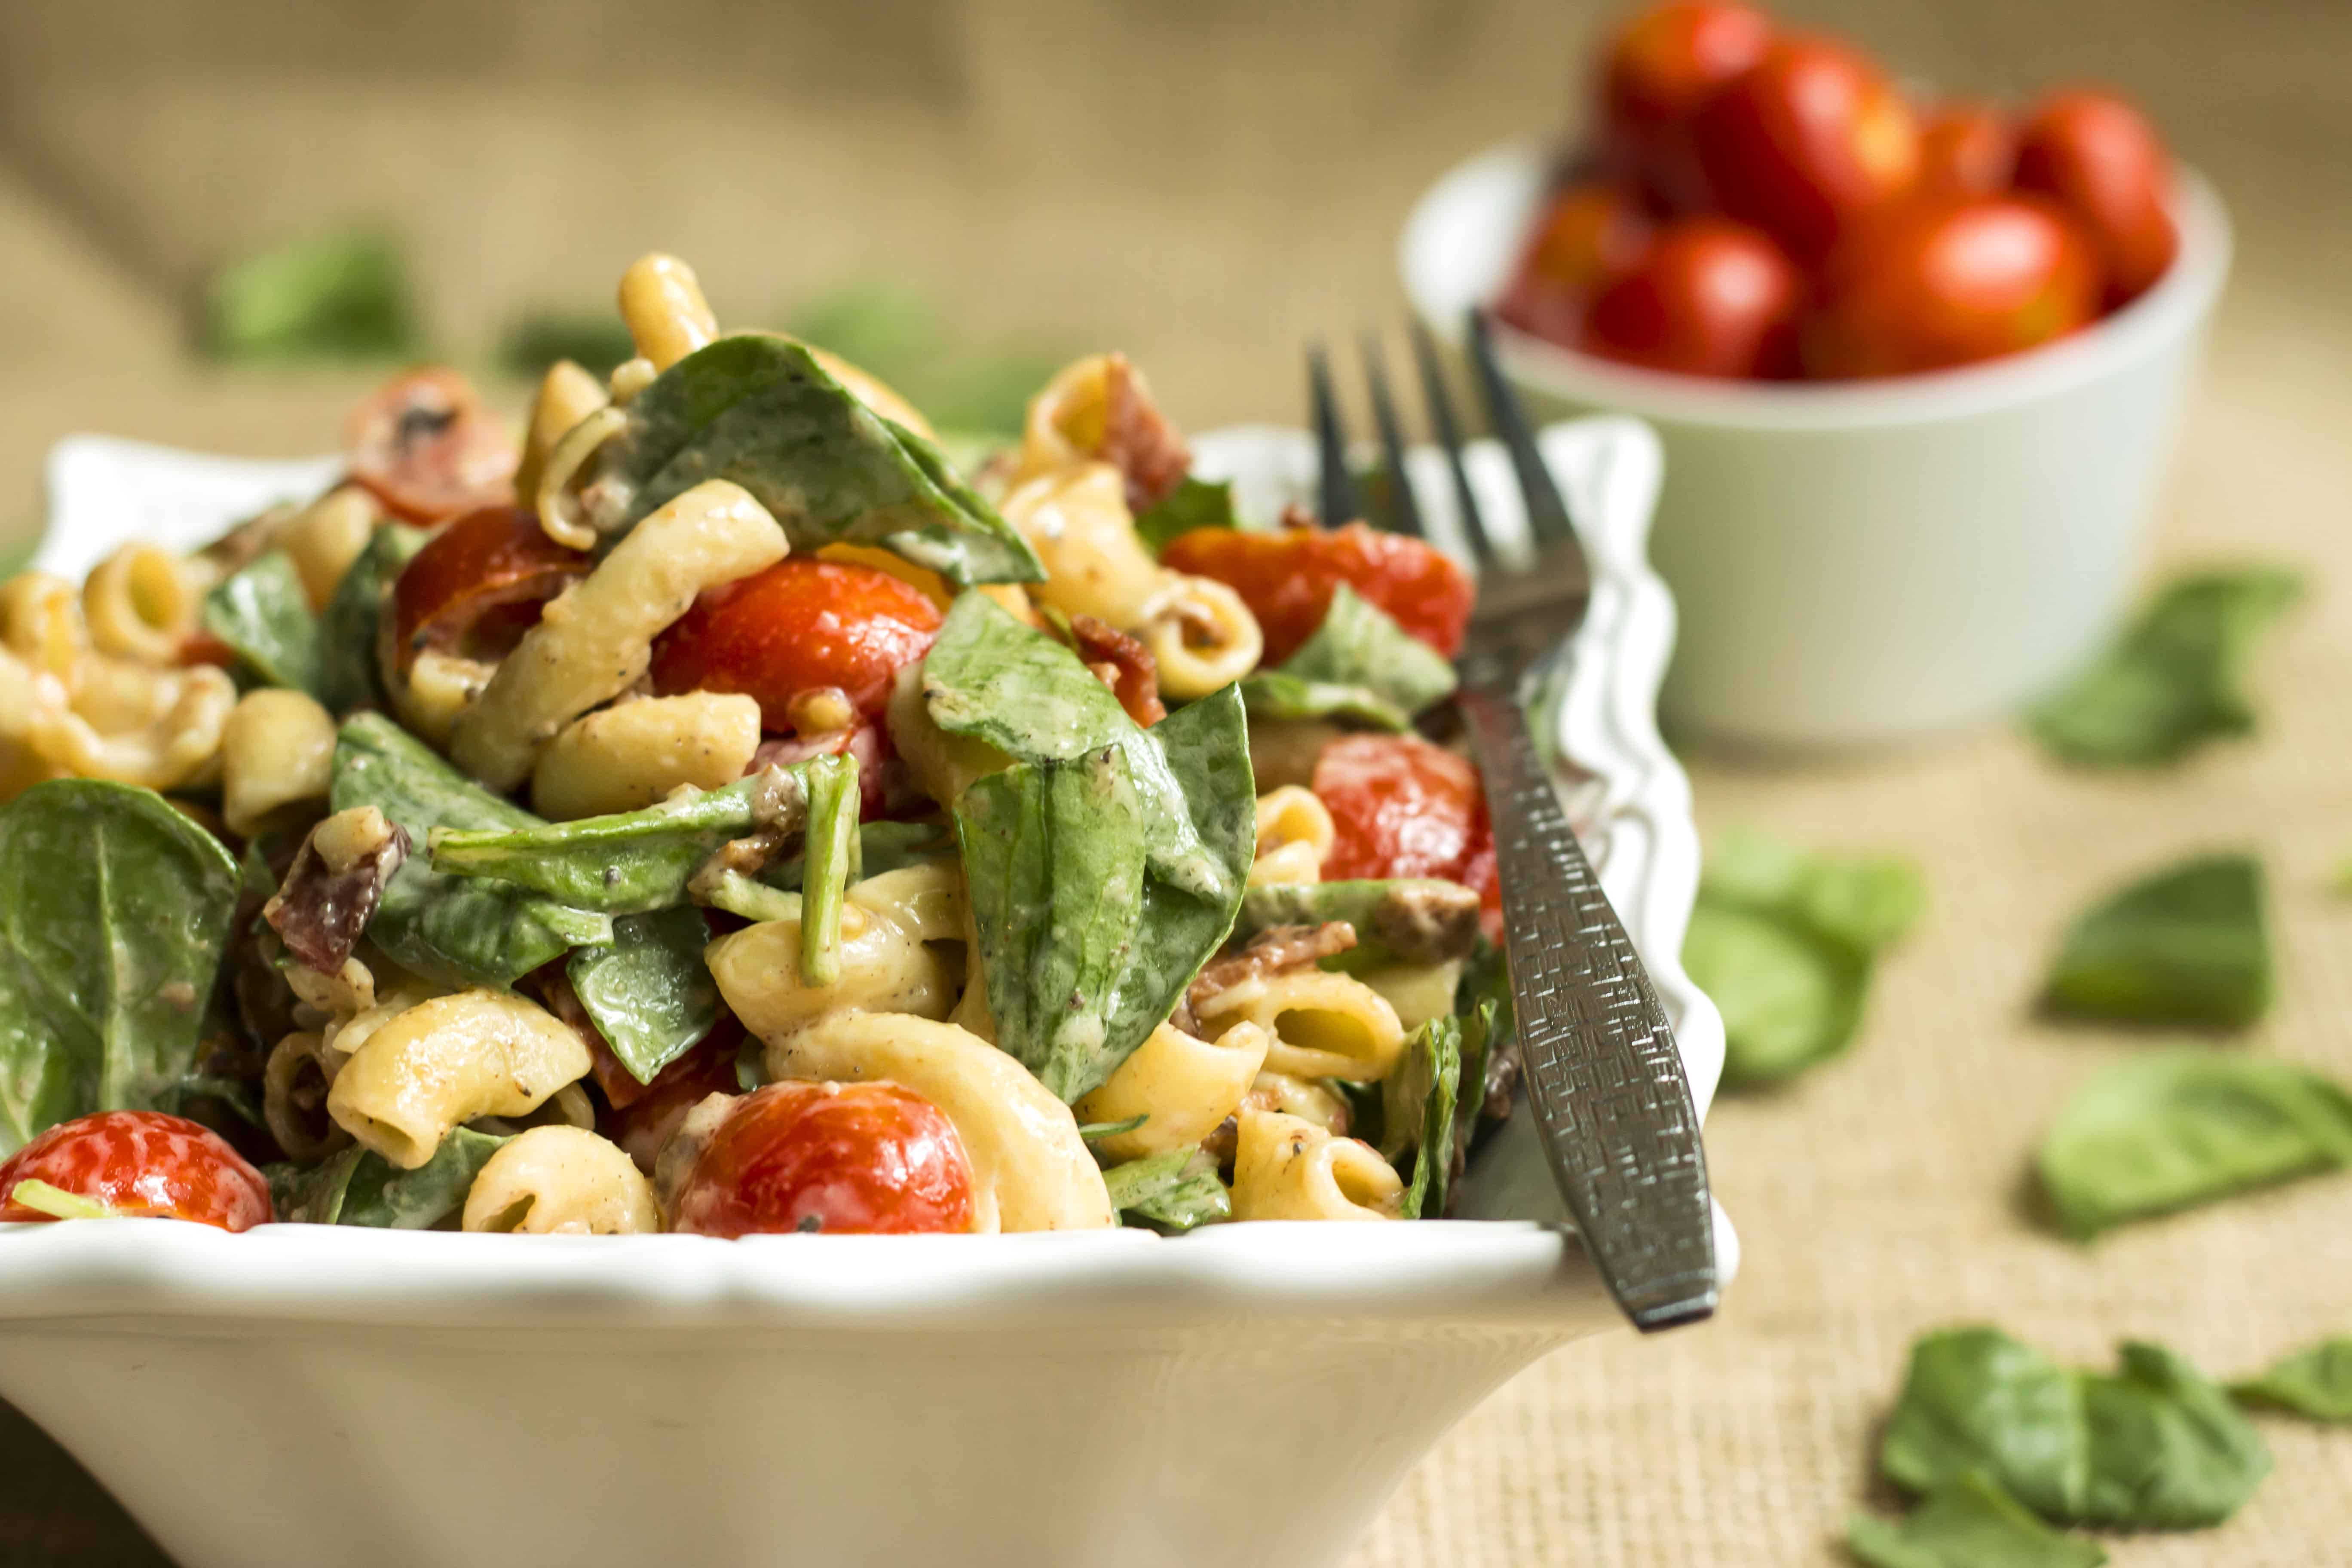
0, 655, 59, 802
704, 865, 968, 1038
460, 1125, 660, 1234
534, 404, 631, 550
607, 356, 657, 404
999, 463, 1164, 630
1248, 839, 1323, 889
1, 572, 88, 682
763, 1012, 1114, 1233
24, 663, 236, 792
1255, 786, 1334, 863
885, 663, 1009, 810
326, 989, 593, 1169
617, 253, 718, 372
1357, 959, 1467, 1036
1247, 1071, 1351, 1136
530, 692, 761, 820
1194, 968, 1407, 1082
1014, 354, 1116, 478
514, 359, 610, 502
1139, 574, 1264, 701
220, 688, 337, 835
1072, 1019, 1271, 1163
453, 479, 789, 790
383, 644, 494, 751
277, 487, 379, 611
263, 1030, 353, 1164
82, 545, 197, 665
1231, 1109, 1402, 1222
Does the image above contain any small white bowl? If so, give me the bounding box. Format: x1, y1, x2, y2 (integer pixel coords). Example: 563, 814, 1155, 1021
3, 418, 1731, 1568
1401, 144, 2233, 749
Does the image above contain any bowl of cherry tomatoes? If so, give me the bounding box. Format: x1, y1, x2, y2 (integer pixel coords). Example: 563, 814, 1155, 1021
1400, 1, 2230, 748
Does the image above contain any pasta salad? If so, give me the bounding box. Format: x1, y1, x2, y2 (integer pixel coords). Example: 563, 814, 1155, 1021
0, 254, 1519, 1237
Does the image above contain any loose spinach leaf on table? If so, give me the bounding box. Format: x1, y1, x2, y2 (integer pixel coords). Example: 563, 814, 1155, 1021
1380, 1011, 1466, 1219
1847, 1472, 2107, 1568
331, 715, 609, 989
0, 781, 242, 1155
2040, 854, 2269, 1029
2230, 1337, 2352, 1423
266, 1127, 506, 1228
1237, 585, 1457, 733
200, 226, 417, 362
317, 523, 428, 713
1099, 1148, 1231, 1231
1133, 475, 1236, 555
1881, 1326, 2269, 1530
566, 906, 721, 1087
2036, 1050, 2352, 1237
2028, 566, 2303, 767
580, 334, 1043, 587
202, 550, 324, 696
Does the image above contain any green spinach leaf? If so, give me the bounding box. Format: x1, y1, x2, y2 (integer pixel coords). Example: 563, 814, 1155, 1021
331, 715, 610, 988
266, 1127, 506, 1228
769, 817, 954, 888
582, 334, 1043, 586
2230, 1337, 2352, 1423
0, 781, 242, 1155
202, 551, 324, 695
1238, 585, 1457, 733
317, 523, 428, 714
2041, 854, 2269, 1029
1100, 1147, 1231, 1231
1452, 946, 1513, 1164
797, 753, 861, 987
1133, 475, 1237, 554
1235, 879, 1483, 967
1380, 1012, 1464, 1219
1847, 1473, 2107, 1568
566, 907, 721, 1087
1237, 671, 1415, 732
200, 226, 417, 362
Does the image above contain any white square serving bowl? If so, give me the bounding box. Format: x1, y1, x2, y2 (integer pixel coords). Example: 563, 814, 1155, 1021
1, 417, 1731, 1568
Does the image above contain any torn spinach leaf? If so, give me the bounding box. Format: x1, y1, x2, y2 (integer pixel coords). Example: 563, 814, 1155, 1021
2035, 1050, 2352, 1238
2040, 854, 2269, 1029
1452, 945, 1513, 1164
1077, 1115, 1148, 1142
1380, 1012, 1464, 1219
0, 781, 242, 1155
1133, 475, 1236, 555
1237, 672, 1414, 732
566, 907, 720, 1087
2028, 566, 2303, 766
1238, 879, 1484, 968
1847, 1473, 2107, 1568
202, 551, 324, 696
2231, 1337, 2352, 1423
769, 818, 955, 889
798, 753, 861, 987
581, 334, 1043, 586
266, 1127, 506, 1228
331, 715, 610, 989
1238, 585, 1456, 733
317, 523, 428, 714
200, 226, 417, 362
1100, 1147, 1231, 1231
1881, 1326, 2269, 1529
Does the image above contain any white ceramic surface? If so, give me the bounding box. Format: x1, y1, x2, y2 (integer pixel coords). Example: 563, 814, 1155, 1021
1400, 144, 2233, 749
1, 420, 1730, 1568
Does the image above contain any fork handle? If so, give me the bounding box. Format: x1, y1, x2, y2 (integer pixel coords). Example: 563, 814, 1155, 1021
1457, 688, 1718, 1332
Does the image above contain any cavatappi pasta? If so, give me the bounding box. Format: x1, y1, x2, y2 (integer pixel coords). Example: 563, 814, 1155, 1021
0, 251, 1510, 1239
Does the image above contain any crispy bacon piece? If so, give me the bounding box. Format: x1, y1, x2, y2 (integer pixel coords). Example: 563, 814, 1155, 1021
346, 367, 519, 523
1069, 613, 1166, 725
1097, 355, 1191, 514
261, 806, 410, 974
1187, 921, 1358, 1015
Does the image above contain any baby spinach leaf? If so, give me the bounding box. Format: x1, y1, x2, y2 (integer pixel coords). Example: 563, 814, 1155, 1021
200, 226, 417, 362
1236, 879, 1483, 967
768, 817, 954, 888
1133, 475, 1237, 555
1237, 672, 1415, 732
1452, 950, 1513, 1163
584, 334, 1043, 586
2037, 1050, 2352, 1237
2041, 854, 2269, 1029
567, 907, 721, 1086
1238, 585, 1457, 734
2230, 1337, 2352, 1423
1100, 1147, 1231, 1231
1703, 826, 1927, 953
0, 781, 242, 1155
317, 523, 428, 714
2076, 1342, 2271, 1528
1076, 1114, 1148, 1142
1847, 1473, 2107, 1568
202, 551, 324, 696
1381, 1012, 1463, 1219
797, 753, 861, 988
331, 715, 610, 989
2029, 566, 2303, 767
266, 1127, 506, 1228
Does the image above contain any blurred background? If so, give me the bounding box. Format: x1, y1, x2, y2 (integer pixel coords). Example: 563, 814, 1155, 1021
2, 1, 2349, 1564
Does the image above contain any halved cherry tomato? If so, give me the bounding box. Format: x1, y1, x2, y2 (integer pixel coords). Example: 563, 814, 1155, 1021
0, 1111, 271, 1231
390, 504, 588, 675
2012, 88, 2177, 308
1600, 0, 1774, 212
1801, 194, 2099, 378
1312, 734, 1486, 883
1158, 522, 1473, 665
1916, 100, 2015, 195
1497, 182, 1657, 349
1580, 217, 1801, 378
1691, 35, 1920, 261
670, 1080, 975, 1236
346, 368, 518, 524
650, 559, 943, 726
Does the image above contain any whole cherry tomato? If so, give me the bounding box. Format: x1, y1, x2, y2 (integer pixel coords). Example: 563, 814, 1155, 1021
670, 1080, 975, 1236
1801, 194, 2099, 378
346, 368, 518, 524
1579, 217, 1802, 378
391, 504, 589, 674
1496, 182, 1656, 349
1600, 0, 1775, 211
1158, 522, 1473, 665
1312, 734, 1487, 884
2012, 88, 2178, 307
0, 1111, 272, 1231
1691, 35, 1920, 261
1915, 101, 2015, 195
650, 558, 944, 726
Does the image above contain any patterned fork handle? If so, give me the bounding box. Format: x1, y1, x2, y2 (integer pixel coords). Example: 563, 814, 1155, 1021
1457, 686, 1718, 1332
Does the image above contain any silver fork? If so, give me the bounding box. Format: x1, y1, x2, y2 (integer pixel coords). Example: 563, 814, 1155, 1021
1309, 311, 1717, 1333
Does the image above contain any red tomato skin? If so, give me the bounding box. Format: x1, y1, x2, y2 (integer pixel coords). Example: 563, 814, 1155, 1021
671, 1081, 975, 1237
391, 504, 588, 673
346, 367, 518, 524
650, 560, 943, 726
1157, 523, 1473, 665
1312, 734, 1485, 883
1801, 195, 2100, 378
1497, 183, 1656, 350
1691, 35, 1921, 261
1916, 101, 2016, 196
0, 1111, 272, 1231
2012, 88, 2178, 307
1601, 0, 1775, 211
1580, 217, 1802, 379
